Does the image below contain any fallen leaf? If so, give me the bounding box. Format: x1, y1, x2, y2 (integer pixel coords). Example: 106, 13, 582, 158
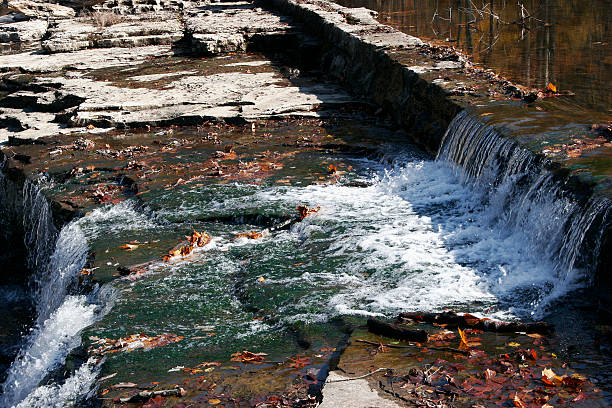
508, 342, 521, 347
289, 356, 311, 368
296, 205, 320, 220
119, 243, 139, 251
458, 327, 469, 348
209, 399, 222, 405
547, 82, 557, 93
484, 368, 496, 382
235, 231, 263, 240
112, 382, 138, 388
230, 350, 268, 363
513, 394, 527, 408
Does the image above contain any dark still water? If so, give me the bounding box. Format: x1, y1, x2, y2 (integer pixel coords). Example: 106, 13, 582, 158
336, 0, 612, 115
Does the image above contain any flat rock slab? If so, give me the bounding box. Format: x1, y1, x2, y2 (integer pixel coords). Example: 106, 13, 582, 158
5, 0, 76, 19
42, 16, 183, 53
0, 45, 173, 72
185, 1, 296, 55
0, 19, 48, 42
0, 54, 360, 142
320, 371, 403, 408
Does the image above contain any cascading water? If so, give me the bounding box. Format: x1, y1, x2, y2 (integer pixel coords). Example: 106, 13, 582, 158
437, 109, 611, 297
0, 176, 109, 408
0, 222, 94, 407
21, 180, 58, 283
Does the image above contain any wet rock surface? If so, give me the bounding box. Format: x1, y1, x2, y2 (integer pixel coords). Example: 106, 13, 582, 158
0, 0, 611, 406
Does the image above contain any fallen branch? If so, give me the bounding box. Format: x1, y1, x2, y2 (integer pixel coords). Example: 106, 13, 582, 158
325, 367, 393, 383
355, 339, 470, 356
398, 311, 553, 334
367, 318, 428, 342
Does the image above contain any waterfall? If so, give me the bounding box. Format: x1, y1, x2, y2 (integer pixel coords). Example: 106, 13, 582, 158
22, 180, 58, 282
438, 110, 612, 289
0, 173, 103, 407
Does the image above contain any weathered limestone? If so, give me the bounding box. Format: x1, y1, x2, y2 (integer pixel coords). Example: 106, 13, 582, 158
0, 19, 47, 42
0, 45, 173, 72
92, 0, 193, 14
42, 15, 183, 52
319, 371, 403, 408
264, 0, 467, 153
184, 1, 295, 55
4, 0, 76, 18
0, 69, 357, 141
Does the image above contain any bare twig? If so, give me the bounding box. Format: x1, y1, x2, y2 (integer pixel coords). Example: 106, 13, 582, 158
355, 339, 470, 356
325, 367, 392, 383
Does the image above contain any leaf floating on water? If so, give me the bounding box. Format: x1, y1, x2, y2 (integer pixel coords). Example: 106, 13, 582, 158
458, 327, 469, 348
230, 350, 268, 363
119, 243, 139, 251
112, 382, 138, 388
296, 205, 320, 220
547, 82, 557, 93
235, 231, 264, 240
328, 164, 337, 174
508, 342, 521, 347
90, 333, 184, 355
289, 356, 311, 368
208, 399, 222, 405
428, 331, 456, 342
163, 231, 211, 261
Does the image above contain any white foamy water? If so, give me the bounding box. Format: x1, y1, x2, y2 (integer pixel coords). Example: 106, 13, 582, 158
14, 357, 100, 408
255, 152, 577, 320
1, 296, 97, 406
77, 200, 160, 237
34, 222, 89, 326
1, 202, 129, 408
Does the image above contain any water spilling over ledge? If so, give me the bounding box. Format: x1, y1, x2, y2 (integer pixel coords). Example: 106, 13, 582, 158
0, 0, 610, 406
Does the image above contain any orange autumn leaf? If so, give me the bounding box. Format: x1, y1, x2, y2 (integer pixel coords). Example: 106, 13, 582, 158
458, 326, 469, 348
90, 333, 184, 355
289, 356, 311, 368
529, 348, 538, 360
328, 164, 337, 174
235, 231, 263, 240
163, 231, 211, 261
296, 205, 320, 220
513, 394, 527, 408
230, 350, 268, 363
547, 82, 557, 93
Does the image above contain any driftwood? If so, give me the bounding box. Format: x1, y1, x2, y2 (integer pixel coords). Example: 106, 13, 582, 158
355, 339, 469, 356
398, 311, 553, 335
118, 387, 186, 403
367, 318, 428, 342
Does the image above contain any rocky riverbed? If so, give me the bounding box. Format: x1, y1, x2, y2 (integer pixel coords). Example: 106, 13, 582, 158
1, 0, 611, 406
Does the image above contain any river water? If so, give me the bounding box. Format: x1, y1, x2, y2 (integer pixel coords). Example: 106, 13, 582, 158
335, 0, 612, 116
1, 109, 609, 406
